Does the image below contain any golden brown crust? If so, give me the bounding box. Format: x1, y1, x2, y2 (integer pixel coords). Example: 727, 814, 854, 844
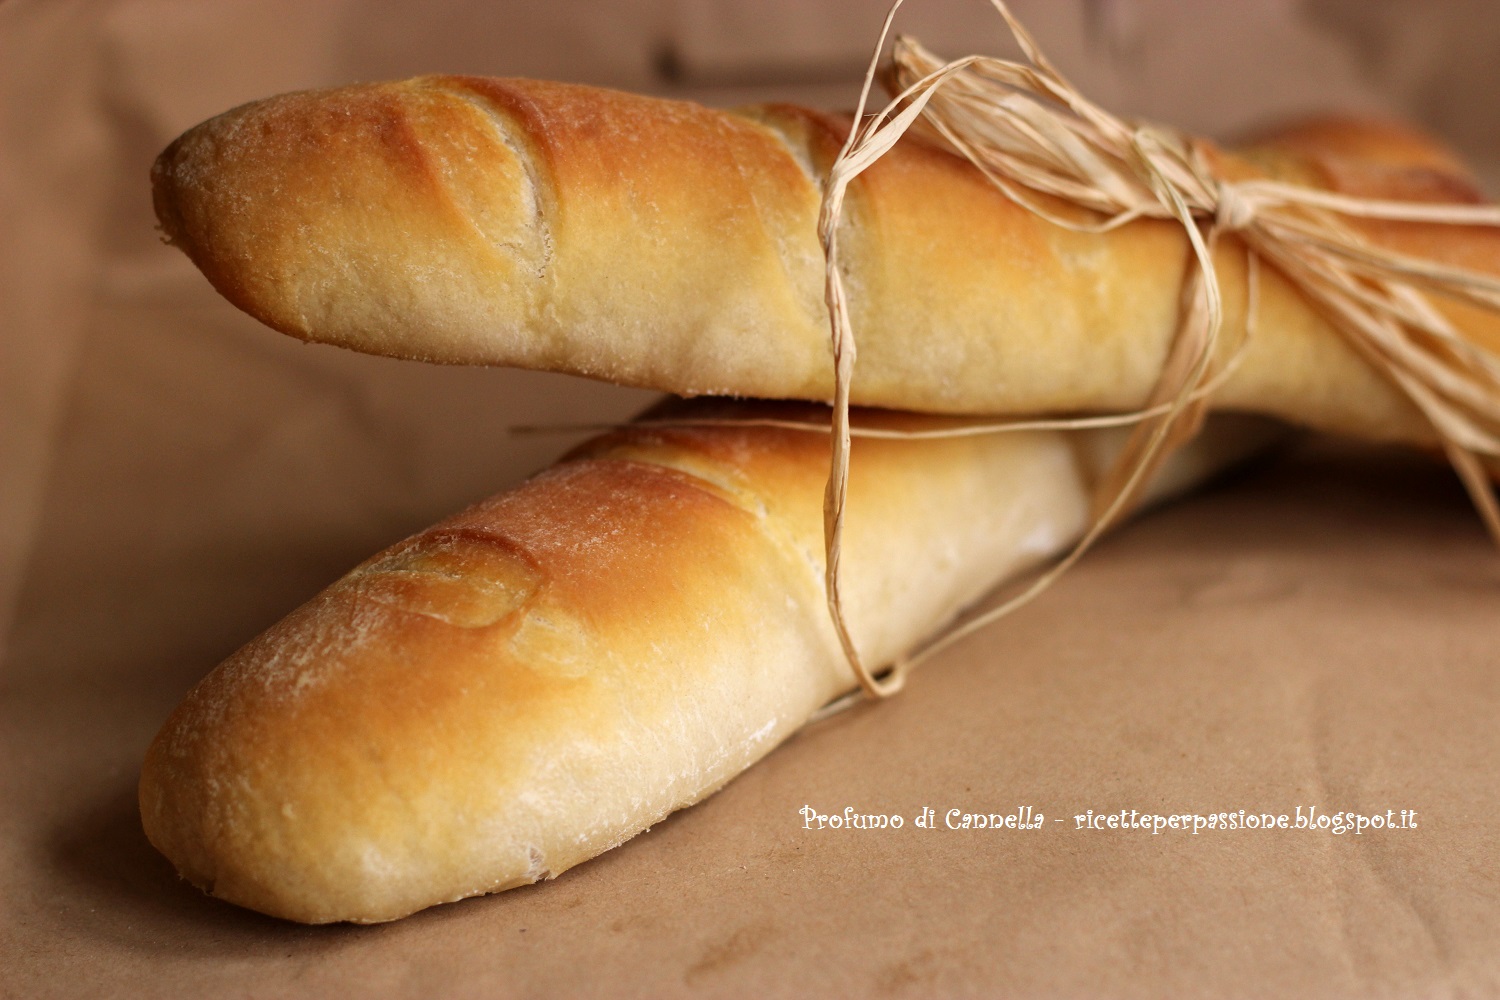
142, 452, 832, 923
138, 401, 1279, 923
153, 77, 1500, 446
1240, 115, 1478, 182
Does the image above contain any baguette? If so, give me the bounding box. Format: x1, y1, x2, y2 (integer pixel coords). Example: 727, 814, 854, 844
152, 76, 1500, 447
139, 399, 1279, 924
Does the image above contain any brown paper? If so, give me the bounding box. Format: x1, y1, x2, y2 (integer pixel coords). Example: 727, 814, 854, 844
4, 1, 1499, 995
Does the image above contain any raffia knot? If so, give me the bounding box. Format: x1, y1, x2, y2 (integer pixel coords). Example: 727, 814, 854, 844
814, 0, 1500, 703
1214, 180, 1257, 233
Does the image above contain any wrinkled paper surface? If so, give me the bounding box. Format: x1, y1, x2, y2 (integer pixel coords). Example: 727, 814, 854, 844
4, 1, 1499, 995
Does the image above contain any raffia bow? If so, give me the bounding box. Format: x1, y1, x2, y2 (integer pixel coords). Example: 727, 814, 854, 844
818, 0, 1500, 700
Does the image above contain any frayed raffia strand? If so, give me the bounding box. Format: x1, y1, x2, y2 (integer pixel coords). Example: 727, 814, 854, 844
818, 0, 1500, 700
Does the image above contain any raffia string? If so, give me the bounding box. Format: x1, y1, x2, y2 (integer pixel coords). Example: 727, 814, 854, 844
818, 0, 1500, 700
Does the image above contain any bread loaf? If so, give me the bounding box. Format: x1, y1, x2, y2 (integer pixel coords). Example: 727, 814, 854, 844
139, 400, 1278, 923
152, 77, 1500, 447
